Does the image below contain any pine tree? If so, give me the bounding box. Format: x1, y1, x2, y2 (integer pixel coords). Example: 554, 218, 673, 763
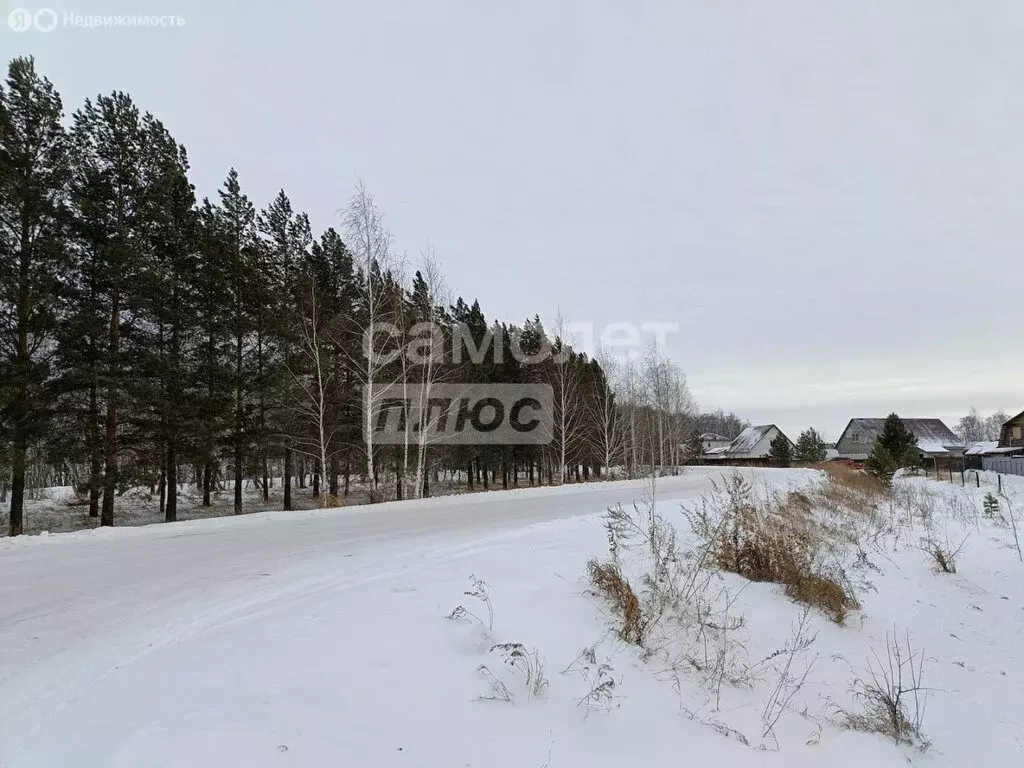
315, 227, 357, 498
216, 168, 258, 514
69, 91, 147, 527
866, 413, 920, 484
257, 191, 302, 506
0, 56, 72, 535
192, 199, 234, 506
53, 200, 107, 518
769, 432, 793, 467
136, 115, 197, 522
794, 427, 827, 463
983, 492, 999, 517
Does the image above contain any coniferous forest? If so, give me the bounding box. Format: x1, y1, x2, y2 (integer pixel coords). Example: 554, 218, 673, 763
0, 57, 747, 535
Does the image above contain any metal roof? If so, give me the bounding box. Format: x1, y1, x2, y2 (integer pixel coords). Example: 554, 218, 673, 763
839, 418, 961, 449
723, 425, 786, 456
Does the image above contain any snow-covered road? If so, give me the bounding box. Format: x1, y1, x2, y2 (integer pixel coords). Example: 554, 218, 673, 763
0, 472, 731, 768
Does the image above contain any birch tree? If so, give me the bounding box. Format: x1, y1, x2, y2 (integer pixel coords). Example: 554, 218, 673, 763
342, 181, 398, 501
408, 248, 452, 498
588, 345, 625, 478
618, 356, 643, 479
549, 311, 583, 483
289, 274, 335, 503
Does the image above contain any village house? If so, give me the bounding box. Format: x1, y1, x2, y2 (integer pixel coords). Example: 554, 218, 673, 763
998, 410, 1024, 450
835, 418, 963, 461
699, 432, 732, 453
705, 425, 794, 464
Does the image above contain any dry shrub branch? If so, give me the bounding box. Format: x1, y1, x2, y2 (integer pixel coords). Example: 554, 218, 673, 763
839, 629, 930, 748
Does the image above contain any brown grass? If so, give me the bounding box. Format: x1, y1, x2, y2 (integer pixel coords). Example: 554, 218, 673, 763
689, 478, 859, 624
785, 571, 857, 624
587, 559, 646, 644
816, 464, 888, 510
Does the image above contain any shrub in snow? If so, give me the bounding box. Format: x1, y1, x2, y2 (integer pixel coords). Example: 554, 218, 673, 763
759, 607, 818, 745
588, 483, 759, 719
587, 493, 692, 647
838, 630, 930, 749
918, 533, 968, 574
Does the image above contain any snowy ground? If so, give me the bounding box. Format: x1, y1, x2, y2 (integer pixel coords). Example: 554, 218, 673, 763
1, 475, 485, 536
1, 468, 1022, 767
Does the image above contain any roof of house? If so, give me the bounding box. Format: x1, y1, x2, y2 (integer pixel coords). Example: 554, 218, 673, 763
724, 425, 788, 455
966, 441, 1000, 456
699, 432, 730, 441
965, 441, 1021, 456
837, 418, 962, 452
1003, 410, 1024, 426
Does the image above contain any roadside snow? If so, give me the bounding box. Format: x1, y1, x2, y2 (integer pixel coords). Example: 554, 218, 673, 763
1, 469, 1022, 767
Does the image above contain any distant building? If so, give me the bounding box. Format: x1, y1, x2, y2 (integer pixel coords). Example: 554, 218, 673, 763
963, 439, 1023, 469
965, 441, 1001, 457
706, 425, 794, 463
699, 432, 732, 453
998, 410, 1024, 450
835, 418, 963, 461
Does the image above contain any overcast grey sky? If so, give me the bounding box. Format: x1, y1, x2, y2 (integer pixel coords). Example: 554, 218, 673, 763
6, 0, 1023, 440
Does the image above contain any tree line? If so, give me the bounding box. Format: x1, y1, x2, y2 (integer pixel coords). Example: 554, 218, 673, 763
955, 407, 1011, 445
1, 57, 750, 535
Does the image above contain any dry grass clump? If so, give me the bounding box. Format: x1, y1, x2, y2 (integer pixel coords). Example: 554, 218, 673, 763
784, 571, 857, 624
687, 474, 859, 624
488, 642, 549, 699
586, 559, 646, 644
815, 463, 888, 518
819, 463, 889, 496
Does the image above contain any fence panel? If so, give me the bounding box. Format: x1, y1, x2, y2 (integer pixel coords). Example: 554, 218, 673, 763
982, 456, 1024, 477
